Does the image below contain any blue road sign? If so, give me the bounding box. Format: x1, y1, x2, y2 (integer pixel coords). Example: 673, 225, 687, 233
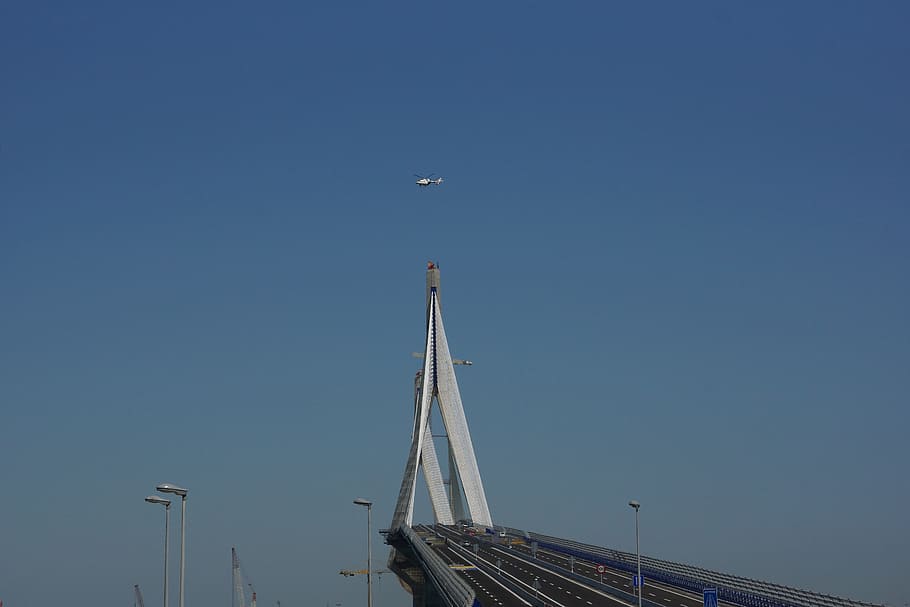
704, 588, 718, 607
633, 575, 644, 588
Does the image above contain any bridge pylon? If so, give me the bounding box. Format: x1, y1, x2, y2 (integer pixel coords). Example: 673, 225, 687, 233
391, 262, 493, 530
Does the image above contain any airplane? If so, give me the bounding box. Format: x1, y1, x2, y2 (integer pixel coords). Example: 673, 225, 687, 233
414, 173, 444, 187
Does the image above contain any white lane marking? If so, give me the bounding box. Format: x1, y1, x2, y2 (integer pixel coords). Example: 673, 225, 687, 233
487, 546, 634, 607
532, 544, 706, 605
451, 544, 564, 607
459, 560, 532, 606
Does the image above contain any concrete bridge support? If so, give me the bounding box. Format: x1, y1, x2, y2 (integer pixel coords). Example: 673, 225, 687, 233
387, 541, 446, 607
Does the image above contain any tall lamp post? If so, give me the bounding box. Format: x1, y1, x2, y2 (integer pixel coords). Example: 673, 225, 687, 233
353, 498, 373, 607
158, 483, 188, 607
628, 500, 642, 607
145, 495, 171, 607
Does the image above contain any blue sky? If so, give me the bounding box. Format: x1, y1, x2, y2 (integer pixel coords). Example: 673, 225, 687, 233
1, 2, 908, 607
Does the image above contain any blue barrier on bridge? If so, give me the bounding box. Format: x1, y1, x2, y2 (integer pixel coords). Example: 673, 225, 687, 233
532, 538, 804, 607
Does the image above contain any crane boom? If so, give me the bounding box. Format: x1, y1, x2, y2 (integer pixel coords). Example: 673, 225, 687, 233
411, 352, 472, 365
340, 569, 389, 577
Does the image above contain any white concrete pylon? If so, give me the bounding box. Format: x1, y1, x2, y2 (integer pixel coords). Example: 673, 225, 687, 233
419, 418, 454, 525
428, 288, 492, 526
391, 264, 493, 529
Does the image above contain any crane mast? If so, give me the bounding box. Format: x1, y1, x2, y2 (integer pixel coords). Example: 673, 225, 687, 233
233, 546, 260, 607
134, 585, 146, 607
232, 547, 247, 607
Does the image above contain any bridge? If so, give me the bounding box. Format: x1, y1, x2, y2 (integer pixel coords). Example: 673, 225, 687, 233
380, 263, 882, 607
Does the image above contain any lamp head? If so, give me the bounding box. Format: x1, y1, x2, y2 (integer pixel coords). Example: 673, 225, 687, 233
145, 495, 171, 506
353, 497, 373, 507
628, 500, 641, 510
157, 483, 188, 497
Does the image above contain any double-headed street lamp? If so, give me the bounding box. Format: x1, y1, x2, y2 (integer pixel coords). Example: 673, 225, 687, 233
353, 498, 373, 607
145, 496, 171, 607
628, 500, 642, 607
158, 483, 188, 607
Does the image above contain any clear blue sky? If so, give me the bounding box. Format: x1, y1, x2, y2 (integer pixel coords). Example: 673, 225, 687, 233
2, 2, 907, 607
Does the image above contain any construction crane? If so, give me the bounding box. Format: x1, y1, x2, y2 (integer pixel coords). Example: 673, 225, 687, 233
232, 547, 259, 607
232, 548, 247, 607
411, 352, 472, 365
339, 568, 389, 578
134, 585, 146, 607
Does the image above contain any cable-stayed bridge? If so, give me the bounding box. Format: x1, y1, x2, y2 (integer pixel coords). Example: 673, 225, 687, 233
382, 263, 883, 607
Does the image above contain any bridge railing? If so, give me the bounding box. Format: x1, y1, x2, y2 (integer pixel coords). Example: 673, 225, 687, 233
400, 525, 479, 607
529, 535, 801, 607
521, 530, 883, 607
475, 537, 666, 607
444, 539, 549, 607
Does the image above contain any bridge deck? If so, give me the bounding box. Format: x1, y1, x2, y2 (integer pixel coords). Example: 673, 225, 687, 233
414, 524, 892, 607
416, 525, 718, 607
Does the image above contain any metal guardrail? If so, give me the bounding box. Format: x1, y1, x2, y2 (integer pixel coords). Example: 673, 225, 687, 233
519, 530, 883, 607
401, 525, 479, 607
480, 539, 659, 607
440, 525, 651, 607
531, 536, 782, 607
448, 540, 549, 607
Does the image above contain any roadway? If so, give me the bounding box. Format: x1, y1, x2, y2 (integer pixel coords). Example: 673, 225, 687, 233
424, 534, 529, 607
419, 525, 719, 607
417, 525, 635, 607
507, 537, 713, 607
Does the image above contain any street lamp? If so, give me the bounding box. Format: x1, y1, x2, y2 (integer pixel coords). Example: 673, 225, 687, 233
145, 496, 171, 607
353, 498, 373, 607
628, 500, 642, 607
158, 483, 188, 607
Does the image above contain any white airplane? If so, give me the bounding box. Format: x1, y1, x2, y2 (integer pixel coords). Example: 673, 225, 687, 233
415, 173, 444, 187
